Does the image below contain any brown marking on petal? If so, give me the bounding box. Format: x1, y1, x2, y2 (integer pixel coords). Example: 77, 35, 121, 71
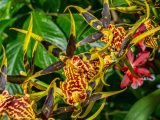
60, 56, 100, 105
82, 12, 103, 30
142, 20, 158, 48
0, 91, 35, 119
101, 24, 126, 52
41, 60, 66, 75
66, 34, 76, 58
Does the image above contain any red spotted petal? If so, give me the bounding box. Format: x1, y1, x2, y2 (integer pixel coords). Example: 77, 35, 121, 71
127, 49, 134, 64
136, 67, 151, 78
134, 23, 146, 38
133, 51, 150, 67
120, 75, 130, 89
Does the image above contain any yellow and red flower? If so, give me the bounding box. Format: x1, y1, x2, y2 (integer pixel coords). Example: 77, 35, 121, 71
101, 24, 126, 52
60, 55, 113, 105
0, 91, 35, 119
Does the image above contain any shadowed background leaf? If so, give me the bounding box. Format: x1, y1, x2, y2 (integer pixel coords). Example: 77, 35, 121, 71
124, 89, 160, 120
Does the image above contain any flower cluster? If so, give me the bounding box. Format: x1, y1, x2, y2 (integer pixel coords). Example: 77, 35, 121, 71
1, 0, 160, 119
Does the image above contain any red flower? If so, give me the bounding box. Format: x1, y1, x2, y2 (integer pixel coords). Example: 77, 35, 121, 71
120, 50, 152, 89
133, 23, 147, 51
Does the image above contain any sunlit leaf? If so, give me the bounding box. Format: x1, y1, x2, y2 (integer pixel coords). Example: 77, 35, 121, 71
31, 10, 67, 51
6, 40, 25, 75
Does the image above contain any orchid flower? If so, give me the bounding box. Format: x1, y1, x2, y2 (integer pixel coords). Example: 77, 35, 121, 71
120, 50, 152, 89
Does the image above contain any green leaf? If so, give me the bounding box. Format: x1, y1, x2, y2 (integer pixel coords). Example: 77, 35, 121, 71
110, 0, 128, 6
6, 82, 23, 95
124, 89, 160, 120
38, 0, 61, 12
34, 43, 58, 69
30, 10, 66, 68
0, 0, 24, 20
0, 18, 17, 33
0, 18, 17, 43
41, 87, 54, 119
31, 10, 67, 51
56, 13, 86, 40
8, 10, 66, 73
6, 39, 25, 75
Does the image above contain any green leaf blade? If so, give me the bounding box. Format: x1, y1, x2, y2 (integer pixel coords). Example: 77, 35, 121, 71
124, 89, 160, 120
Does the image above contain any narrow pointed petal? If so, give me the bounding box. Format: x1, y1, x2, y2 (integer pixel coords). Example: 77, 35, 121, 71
118, 35, 132, 58
41, 40, 62, 57
66, 5, 103, 30
127, 49, 134, 64
86, 99, 106, 120
41, 87, 54, 119
29, 91, 47, 101
66, 34, 76, 58
118, 18, 144, 57
53, 106, 75, 115
102, 0, 111, 28
123, 57, 138, 77
78, 32, 103, 46
120, 75, 130, 88
78, 101, 95, 118
67, 8, 76, 38
136, 67, 151, 77
7, 75, 26, 84
83, 89, 126, 105
41, 61, 66, 75
66, 9, 76, 58
71, 108, 82, 118
30, 41, 39, 70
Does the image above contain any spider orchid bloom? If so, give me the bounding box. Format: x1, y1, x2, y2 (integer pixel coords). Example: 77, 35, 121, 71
0, 91, 36, 119
120, 50, 152, 89
133, 19, 158, 51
